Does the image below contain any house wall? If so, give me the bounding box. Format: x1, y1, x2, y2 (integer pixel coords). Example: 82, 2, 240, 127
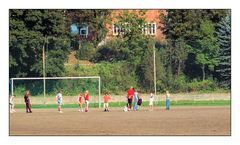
105, 10, 166, 42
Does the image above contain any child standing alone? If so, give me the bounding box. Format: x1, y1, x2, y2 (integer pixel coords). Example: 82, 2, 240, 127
56, 89, 63, 113
10, 95, 16, 113
149, 93, 154, 111
103, 93, 111, 112
24, 90, 32, 113
166, 91, 171, 110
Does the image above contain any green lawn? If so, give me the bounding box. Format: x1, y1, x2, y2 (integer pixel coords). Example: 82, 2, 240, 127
14, 100, 230, 109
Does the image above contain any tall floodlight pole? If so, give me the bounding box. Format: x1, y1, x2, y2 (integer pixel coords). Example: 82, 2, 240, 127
153, 41, 156, 95
43, 37, 46, 104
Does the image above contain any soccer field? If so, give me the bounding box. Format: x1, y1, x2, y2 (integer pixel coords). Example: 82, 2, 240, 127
10, 106, 230, 136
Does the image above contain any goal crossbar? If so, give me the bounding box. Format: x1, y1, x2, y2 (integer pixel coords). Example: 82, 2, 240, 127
10, 76, 101, 108
11, 76, 100, 80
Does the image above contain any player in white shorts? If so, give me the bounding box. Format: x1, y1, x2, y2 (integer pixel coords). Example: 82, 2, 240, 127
149, 93, 154, 111
56, 89, 63, 113
10, 95, 16, 113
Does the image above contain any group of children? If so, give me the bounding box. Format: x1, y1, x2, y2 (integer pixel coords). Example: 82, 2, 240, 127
9, 88, 171, 114
126, 86, 171, 111
56, 90, 91, 113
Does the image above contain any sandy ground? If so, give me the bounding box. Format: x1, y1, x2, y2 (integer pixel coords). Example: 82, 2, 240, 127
9, 106, 230, 136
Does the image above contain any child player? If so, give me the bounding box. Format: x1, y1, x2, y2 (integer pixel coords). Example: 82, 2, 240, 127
133, 90, 139, 111
24, 90, 32, 113
127, 86, 134, 111
9, 95, 16, 113
56, 89, 63, 113
149, 93, 154, 111
77, 92, 84, 112
166, 91, 171, 110
84, 90, 90, 112
137, 92, 142, 110
103, 92, 110, 112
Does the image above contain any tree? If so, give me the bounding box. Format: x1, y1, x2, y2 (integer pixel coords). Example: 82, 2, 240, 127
195, 20, 219, 80
216, 14, 231, 87
161, 10, 229, 41
160, 10, 227, 80
9, 9, 70, 78
114, 10, 148, 66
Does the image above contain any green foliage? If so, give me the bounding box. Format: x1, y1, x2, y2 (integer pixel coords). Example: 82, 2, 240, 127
114, 10, 149, 66
9, 10, 230, 94
12, 79, 98, 97
195, 20, 220, 80
187, 79, 217, 92
76, 41, 96, 60
9, 9, 70, 78
161, 10, 227, 81
67, 10, 111, 48
92, 38, 127, 62
65, 62, 138, 94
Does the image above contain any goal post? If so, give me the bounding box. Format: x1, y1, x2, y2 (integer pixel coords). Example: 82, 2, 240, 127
10, 76, 101, 108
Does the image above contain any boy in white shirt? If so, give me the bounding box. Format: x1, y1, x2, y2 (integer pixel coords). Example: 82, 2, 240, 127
10, 95, 16, 113
56, 89, 63, 113
149, 93, 154, 111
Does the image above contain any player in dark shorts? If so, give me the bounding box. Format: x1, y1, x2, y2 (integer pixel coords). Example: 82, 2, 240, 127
127, 86, 134, 111
24, 90, 32, 113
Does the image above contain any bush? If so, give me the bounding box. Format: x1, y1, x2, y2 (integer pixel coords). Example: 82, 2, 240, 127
65, 62, 138, 94
187, 79, 217, 92
173, 75, 188, 92
76, 41, 96, 60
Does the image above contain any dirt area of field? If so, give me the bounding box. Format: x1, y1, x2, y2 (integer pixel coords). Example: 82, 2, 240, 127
10, 106, 230, 136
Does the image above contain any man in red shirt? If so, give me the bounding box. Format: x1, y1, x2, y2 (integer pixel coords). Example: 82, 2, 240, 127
127, 86, 134, 111
84, 90, 90, 112
103, 93, 110, 112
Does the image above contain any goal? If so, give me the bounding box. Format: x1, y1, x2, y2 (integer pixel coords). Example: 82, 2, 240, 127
10, 76, 101, 108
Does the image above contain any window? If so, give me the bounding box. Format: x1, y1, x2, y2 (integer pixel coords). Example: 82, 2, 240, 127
70, 23, 79, 35
112, 23, 130, 36
112, 22, 156, 36
79, 24, 88, 36
113, 24, 119, 35
142, 22, 157, 35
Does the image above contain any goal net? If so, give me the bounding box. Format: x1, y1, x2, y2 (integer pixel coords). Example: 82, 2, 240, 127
10, 76, 101, 108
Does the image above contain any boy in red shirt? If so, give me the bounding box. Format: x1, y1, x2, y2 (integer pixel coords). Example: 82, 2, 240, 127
103, 93, 111, 112
127, 86, 134, 111
84, 90, 90, 112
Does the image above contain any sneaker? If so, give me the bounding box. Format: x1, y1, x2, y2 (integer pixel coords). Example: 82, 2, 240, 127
10, 111, 13, 113
78, 109, 81, 112
59, 111, 63, 113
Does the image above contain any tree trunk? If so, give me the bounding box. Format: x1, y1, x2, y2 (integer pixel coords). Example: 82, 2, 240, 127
202, 65, 205, 81
177, 60, 181, 76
